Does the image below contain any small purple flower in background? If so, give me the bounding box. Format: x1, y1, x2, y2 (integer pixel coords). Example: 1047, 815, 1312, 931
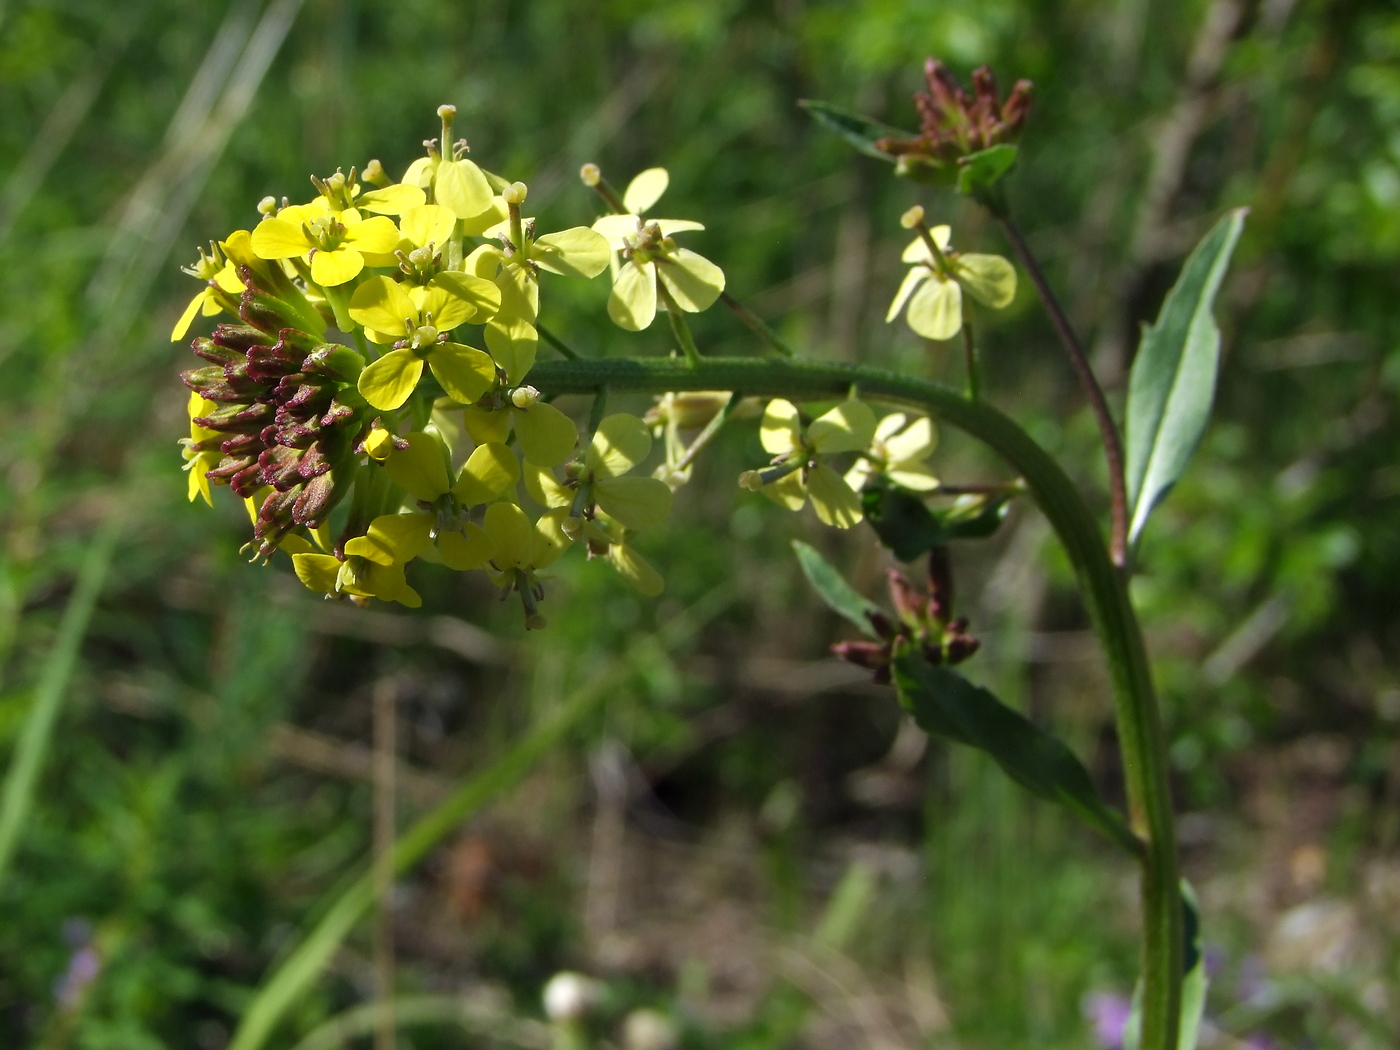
1203, 942, 1226, 978
1237, 952, 1270, 1003
1083, 991, 1133, 1049
53, 919, 101, 1008
1242, 1034, 1277, 1050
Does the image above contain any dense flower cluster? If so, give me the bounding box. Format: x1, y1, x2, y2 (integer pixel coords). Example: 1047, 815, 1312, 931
176, 106, 975, 624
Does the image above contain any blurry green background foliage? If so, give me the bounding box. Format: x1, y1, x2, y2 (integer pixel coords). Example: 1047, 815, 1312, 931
0, 0, 1398, 1047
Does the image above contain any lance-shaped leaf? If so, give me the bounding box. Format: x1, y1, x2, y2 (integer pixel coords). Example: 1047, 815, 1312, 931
891, 644, 1143, 856
791, 540, 881, 636
797, 99, 911, 161
1125, 209, 1246, 546
861, 478, 1010, 561
1123, 882, 1208, 1050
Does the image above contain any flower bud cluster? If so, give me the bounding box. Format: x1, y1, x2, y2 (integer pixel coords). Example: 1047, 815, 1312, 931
875, 59, 1032, 169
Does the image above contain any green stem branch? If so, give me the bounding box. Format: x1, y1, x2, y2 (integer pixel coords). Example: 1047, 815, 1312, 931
525, 354, 1181, 1050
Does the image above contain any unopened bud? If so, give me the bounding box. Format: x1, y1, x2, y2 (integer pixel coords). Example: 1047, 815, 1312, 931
257, 196, 278, 216
579, 163, 601, 187
510, 385, 540, 409
362, 158, 388, 187
503, 181, 528, 206
364, 427, 395, 461
900, 205, 926, 229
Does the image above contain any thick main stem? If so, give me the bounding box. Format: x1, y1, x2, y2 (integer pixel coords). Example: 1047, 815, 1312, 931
996, 217, 1130, 569
526, 356, 1182, 1050
372, 677, 398, 1050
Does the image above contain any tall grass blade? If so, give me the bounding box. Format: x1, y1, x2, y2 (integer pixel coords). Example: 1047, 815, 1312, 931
0, 514, 121, 883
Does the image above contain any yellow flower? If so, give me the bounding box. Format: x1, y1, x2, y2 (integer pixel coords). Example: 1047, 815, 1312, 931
523, 413, 673, 535
180, 392, 223, 505
845, 413, 940, 492
463, 385, 578, 467
292, 551, 423, 608
887, 223, 1016, 341
349, 277, 498, 410
311, 166, 426, 218
480, 501, 573, 628
250, 207, 401, 287
171, 240, 246, 341
589, 168, 722, 332
581, 515, 665, 597
741, 398, 876, 529
343, 433, 518, 571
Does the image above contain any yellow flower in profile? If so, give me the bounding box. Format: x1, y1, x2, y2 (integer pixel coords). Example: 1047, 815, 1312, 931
480, 501, 573, 629
250, 207, 401, 287
463, 385, 579, 467
845, 413, 940, 492
580, 514, 665, 597
292, 550, 423, 608
172, 240, 245, 341
349, 277, 498, 411
524, 413, 673, 534
886, 213, 1016, 341
589, 168, 723, 332
180, 392, 223, 505
741, 398, 876, 529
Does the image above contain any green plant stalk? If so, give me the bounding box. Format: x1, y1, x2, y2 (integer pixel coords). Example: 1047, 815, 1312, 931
0, 513, 121, 884
526, 355, 1183, 1050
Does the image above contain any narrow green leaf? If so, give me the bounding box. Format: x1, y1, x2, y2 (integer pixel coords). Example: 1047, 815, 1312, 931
797, 99, 910, 161
791, 540, 881, 635
1125, 209, 1247, 545
861, 478, 1010, 561
0, 515, 120, 884
891, 644, 1143, 856
1124, 883, 1207, 1050
955, 144, 1019, 196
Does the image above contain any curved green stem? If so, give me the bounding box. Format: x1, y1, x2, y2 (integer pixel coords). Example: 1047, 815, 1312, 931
526, 355, 1182, 1050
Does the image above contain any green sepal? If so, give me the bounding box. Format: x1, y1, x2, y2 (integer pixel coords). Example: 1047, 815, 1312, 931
797, 99, 911, 162
955, 144, 1019, 197
861, 477, 1010, 561
891, 643, 1144, 856
301, 344, 366, 381
791, 540, 881, 636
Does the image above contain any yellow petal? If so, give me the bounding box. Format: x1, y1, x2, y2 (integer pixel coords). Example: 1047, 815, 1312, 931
844, 459, 872, 493
464, 242, 504, 279
591, 213, 642, 251
463, 405, 512, 445
656, 248, 724, 312
357, 348, 424, 411
278, 534, 314, 556
762, 469, 807, 511
873, 412, 908, 444
954, 253, 1017, 309
358, 561, 422, 608
250, 217, 311, 260
343, 215, 401, 255
623, 167, 669, 214
656, 218, 704, 237
883, 416, 938, 463
586, 413, 651, 479
219, 229, 257, 267
437, 522, 494, 570
886, 266, 929, 323
595, 475, 672, 531
349, 275, 417, 335
521, 461, 572, 509
293, 553, 342, 593
807, 463, 864, 529
429, 342, 496, 405
532, 227, 610, 279
611, 542, 664, 596
409, 285, 466, 332
435, 159, 494, 220
430, 271, 501, 325
531, 507, 573, 569
397, 203, 456, 250
809, 400, 876, 455
310, 246, 364, 286
357, 183, 426, 215
607, 260, 657, 331
900, 226, 952, 263
345, 513, 434, 566
484, 317, 537, 385
214, 262, 244, 294
186, 459, 212, 505
906, 275, 962, 340
888, 465, 940, 491
171, 290, 208, 341
494, 263, 539, 322
760, 399, 802, 455
482, 501, 533, 569
403, 156, 436, 189
454, 441, 521, 505
386, 431, 451, 502
513, 402, 578, 466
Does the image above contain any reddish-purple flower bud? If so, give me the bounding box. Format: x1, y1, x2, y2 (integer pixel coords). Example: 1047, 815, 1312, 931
832, 639, 893, 672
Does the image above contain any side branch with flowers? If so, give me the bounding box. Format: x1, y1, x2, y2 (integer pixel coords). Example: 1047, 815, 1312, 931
175, 62, 1244, 1049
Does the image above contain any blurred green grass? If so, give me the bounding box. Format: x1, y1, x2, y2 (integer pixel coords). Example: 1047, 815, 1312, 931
0, 1, 1398, 1047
